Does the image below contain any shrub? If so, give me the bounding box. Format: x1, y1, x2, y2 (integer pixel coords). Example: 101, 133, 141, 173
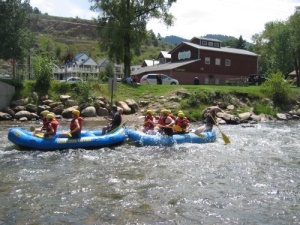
253, 102, 278, 116
260, 72, 292, 108
32, 56, 53, 97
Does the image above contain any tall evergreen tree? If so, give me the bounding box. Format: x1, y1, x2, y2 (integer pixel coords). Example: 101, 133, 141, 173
0, 0, 33, 78
236, 35, 246, 49
90, 0, 176, 78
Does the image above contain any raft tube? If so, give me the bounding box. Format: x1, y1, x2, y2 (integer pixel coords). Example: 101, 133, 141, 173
8, 127, 127, 151
126, 129, 216, 146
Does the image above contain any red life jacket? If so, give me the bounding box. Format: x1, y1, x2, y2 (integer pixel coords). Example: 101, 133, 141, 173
70, 117, 83, 131
158, 115, 173, 126
169, 113, 176, 121
47, 120, 59, 134
144, 115, 154, 129
175, 117, 189, 129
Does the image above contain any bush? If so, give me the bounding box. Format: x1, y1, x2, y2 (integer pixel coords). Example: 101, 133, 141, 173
32, 56, 53, 97
253, 102, 278, 116
260, 72, 292, 108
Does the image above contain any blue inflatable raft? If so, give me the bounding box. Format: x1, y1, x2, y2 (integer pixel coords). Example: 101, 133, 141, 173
8, 127, 127, 151
126, 129, 216, 146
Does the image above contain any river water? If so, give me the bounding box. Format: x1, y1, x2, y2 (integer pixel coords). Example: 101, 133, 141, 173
0, 120, 299, 224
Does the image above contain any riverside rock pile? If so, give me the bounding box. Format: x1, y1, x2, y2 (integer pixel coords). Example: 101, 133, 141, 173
0, 91, 300, 124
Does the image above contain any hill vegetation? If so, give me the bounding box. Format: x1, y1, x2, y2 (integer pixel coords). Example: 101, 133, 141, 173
25, 14, 247, 66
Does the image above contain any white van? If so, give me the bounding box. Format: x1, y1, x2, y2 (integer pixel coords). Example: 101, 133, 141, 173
140, 74, 179, 85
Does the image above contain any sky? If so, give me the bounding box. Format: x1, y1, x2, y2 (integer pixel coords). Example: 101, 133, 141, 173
30, 0, 299, 42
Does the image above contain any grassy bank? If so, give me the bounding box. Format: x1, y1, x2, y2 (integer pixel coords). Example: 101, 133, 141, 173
8, 79, 298, 122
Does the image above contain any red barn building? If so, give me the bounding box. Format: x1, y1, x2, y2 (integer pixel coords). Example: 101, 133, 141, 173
132, 37, 258, 85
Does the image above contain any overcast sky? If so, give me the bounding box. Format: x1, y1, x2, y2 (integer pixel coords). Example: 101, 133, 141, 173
30, 0, 299, 42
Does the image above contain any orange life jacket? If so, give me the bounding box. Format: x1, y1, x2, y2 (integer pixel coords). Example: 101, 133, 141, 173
70, 117, 83, 131
47, 120, 59, 134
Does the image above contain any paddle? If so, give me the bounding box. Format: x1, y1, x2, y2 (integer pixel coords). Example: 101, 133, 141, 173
107, 120, 128, 134
210, 115, 230, 144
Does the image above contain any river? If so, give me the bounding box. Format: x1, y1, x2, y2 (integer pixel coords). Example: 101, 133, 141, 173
0, 120, 299, 224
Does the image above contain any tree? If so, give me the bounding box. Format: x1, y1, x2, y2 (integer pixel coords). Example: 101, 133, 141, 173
251, 21, 294, 76
236, 35, 246, 49
289, 6, 300, 87
90, 0, 176, 78
32, 56, 53, 97
0, 0, 33, 78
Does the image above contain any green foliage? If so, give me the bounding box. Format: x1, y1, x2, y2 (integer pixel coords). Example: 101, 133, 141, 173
253, 102, 278, 116
71, 82, 93, 104
260, 72, 292, 107
32, 56, 53, 97
90, 0, 176, 77
0, 0, 33, 78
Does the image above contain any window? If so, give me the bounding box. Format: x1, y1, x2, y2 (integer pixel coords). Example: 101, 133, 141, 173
215, 58, 221, 65
205, 77, 209, 84
205, 57, 210, 64
208, 42, 213, 47
214, 43, 220, 48
225, 59, 231, 66
201, 40, 207, 46
215, 78, 220, 84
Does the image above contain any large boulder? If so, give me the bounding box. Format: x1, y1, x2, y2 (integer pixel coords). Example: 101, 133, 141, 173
81, 106, 97, 117
14, 110, 32, 120
25, 104, 37, 113
97, 107, 109, 116
52, 104, 65, 115
61, 107, 78, 118
2, 107, 15, 117
238, 112, 252, 121
11, 99, 28, 107
0, 112, 12, 121
125, 99, 139, 113
117, 101, 131, 114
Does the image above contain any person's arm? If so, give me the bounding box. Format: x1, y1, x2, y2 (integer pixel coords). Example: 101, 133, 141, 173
45, 124, 55, 135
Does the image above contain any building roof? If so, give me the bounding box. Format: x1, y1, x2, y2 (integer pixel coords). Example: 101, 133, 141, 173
142, 60, 160, 67
169, 42, 258, 57
159, 51, 171, 59
132, 59, 200, 75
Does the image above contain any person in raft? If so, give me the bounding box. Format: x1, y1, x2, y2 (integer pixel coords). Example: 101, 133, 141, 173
102, 105, 122, 135
59, 109, 83, 138
142, 110, 155, 133
195, 108, 218, 135
32, 110, 50, 134
156, 109, 175, 136
174, 112, 190, 134
42, 113, 59, 138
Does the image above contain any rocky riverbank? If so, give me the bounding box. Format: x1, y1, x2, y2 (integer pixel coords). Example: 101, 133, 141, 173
1, 91, 300, 125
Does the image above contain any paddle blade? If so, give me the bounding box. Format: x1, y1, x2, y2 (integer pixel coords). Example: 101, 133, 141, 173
221, 132, 231, 144
173, 125, 182, 132
35, 133, 44, 138
194, 130, 206, 138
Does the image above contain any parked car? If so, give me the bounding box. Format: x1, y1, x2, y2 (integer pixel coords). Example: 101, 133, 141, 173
140, 74, 179, 85
0, 74, 11, 79
60, 77, 83, 83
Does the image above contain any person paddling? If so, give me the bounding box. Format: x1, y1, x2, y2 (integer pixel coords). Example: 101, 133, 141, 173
174, 112, 190, 134
59, 109, 83, 138
102, 105, 122, 135
156, 109, 175, 136
40, 113, 59, 138
142, 110, 155, 133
